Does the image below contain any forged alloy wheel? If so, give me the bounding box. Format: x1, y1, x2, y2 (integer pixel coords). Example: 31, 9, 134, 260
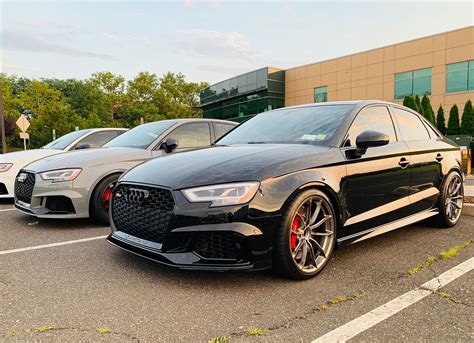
289, 196, 335, 273
444, 174, 463, 224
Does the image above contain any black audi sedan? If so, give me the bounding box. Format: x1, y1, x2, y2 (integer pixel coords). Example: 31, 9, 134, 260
107, 101, 464, 279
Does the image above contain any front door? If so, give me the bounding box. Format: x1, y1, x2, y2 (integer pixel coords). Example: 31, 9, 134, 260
340, 105, 411, 240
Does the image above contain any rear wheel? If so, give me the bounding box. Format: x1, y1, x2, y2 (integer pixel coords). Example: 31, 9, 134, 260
90, 174, 121, 225
435, 171, 464, 228
273, 189, 336, 280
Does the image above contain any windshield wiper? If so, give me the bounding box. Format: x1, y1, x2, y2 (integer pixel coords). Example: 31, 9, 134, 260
247, 142, 268, 144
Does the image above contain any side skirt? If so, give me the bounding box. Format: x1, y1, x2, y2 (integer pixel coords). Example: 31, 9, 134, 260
337, 209, 439, 245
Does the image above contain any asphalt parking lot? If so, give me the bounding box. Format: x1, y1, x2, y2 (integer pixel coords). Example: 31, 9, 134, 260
1, 199, 473, 342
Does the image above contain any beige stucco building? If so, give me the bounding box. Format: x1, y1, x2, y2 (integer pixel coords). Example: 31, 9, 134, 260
285, 26, 474, 114
201, 26, 474, 122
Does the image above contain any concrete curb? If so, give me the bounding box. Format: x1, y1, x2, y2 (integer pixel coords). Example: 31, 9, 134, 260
462, 203, 474, 217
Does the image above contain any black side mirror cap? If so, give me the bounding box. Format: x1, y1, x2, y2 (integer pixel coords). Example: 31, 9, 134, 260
161, 138, 179, 153
75, 143, 91, 150
351, 130, 389, 157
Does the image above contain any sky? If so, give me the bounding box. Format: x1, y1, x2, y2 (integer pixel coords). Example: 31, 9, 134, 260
1, 0, 473, 85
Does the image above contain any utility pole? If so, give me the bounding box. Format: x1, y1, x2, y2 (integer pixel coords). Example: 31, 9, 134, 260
0, 81, 6, 154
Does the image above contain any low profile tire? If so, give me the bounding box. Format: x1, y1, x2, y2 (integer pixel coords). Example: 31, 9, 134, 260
273, 189, 337, 280
90, 174, 120, 225
434, 171, 464, 228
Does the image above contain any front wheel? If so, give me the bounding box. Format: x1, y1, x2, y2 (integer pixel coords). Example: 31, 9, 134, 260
435, 171, 464, 228
273, 189, 337, 280
90, 174, 121, 225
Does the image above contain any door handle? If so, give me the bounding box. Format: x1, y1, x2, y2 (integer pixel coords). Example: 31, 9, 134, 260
399, 157, 410, 169
436, 153, 444, 162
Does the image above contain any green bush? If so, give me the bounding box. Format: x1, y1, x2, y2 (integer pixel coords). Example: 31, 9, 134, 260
436, 105, 446, 135
460, 99, 474, 135
421, 95, 436, 125
447, 105, 460, 135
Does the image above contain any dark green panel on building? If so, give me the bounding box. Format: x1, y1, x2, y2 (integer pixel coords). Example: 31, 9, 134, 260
200, 67, 285, 122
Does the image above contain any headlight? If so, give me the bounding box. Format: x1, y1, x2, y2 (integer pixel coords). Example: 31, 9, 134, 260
0, 163, 13, 172
40, 169, 82, 182
182, 182, 259, 207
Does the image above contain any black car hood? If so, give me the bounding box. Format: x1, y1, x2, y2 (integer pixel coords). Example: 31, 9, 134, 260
121, 144, 341, 190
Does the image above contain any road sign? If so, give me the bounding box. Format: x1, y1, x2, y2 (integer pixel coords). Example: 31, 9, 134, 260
16, 114, 30, 133
19, 132, 29, 140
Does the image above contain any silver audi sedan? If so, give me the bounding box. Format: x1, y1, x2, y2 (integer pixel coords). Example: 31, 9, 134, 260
14, 119, 237, 223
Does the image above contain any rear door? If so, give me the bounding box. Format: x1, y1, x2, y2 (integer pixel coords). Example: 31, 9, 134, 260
341, 105, 411, 238
391, 107, 443, 213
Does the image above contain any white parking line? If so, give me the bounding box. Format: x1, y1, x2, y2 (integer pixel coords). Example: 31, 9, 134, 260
0, 235, 108, 255
0, 208, 15, 212
312, 257, 474, 343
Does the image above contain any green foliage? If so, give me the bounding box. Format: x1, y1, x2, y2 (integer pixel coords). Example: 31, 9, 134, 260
1, 71, 207, 148
447, 104, 461, 135
421, 95, 436, 125
414, 94, 424, 116
460, 99, 474, 135
403, 95, 417, 112
436, 105, 446, 135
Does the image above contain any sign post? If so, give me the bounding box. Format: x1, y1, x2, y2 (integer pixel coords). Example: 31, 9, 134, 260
16, 114, 30, 151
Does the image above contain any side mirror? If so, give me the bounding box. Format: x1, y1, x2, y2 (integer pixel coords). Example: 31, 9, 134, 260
75, 143, 91, 150
353, 130, 389, 157
161, 138, 179, 153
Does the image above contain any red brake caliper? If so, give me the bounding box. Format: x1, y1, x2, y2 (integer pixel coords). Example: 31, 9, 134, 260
291, 217, 300, 249
102, 187, 113, 209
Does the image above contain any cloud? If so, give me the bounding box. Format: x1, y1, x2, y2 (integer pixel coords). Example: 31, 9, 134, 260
1, 28, 117, 61
175, 28, 263, 65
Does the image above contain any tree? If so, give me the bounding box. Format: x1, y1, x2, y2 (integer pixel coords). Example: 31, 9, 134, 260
90, 72, 126, 121
436, 105, 446, 135
414, 94, 424, 117
403, 95, 417, 112
460, 99, 474, 135
421, 95, 436, 125
447, 104, 460, 135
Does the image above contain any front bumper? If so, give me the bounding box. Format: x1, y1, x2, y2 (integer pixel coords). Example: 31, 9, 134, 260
107, 222, 268, 271
107, 182, 280, 271
14, 171, 90, 218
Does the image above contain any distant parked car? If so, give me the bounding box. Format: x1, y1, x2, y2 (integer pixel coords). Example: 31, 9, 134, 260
14, 119, 237, 223
0, 128, 127, 199
106, 101, 464, 279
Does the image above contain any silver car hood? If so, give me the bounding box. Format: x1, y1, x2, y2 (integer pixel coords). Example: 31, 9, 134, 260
25, 147, 152, 172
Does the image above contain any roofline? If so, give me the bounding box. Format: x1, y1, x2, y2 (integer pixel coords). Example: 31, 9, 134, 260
286, 25, 473, 71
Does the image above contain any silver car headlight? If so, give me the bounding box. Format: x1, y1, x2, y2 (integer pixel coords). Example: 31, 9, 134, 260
182, 182, 259, 207
40, 168, 82, 183
0, 163, 13, 172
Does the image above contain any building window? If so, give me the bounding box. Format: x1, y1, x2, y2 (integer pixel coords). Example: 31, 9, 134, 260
394, 68, 432, 99
446, 60, 474, 93
314, 86, 328, 103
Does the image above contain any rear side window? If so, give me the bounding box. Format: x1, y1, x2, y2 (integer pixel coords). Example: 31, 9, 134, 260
423, 122, 440, 140
392, 108, 430, 141
214, 123, 235, 140
75, 130, 118, 149
167, 123, 211, 148
345, 106, 397, 147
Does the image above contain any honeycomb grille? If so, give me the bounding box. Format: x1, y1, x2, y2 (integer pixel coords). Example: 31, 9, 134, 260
194, 232, 240, 260
111, 184, 175, 244
15, 171, 36, 204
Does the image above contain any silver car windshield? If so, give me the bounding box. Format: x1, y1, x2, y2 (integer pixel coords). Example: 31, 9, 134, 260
104, 121, 175, 149
218, 105, 353, 146
42, 130, 91, 150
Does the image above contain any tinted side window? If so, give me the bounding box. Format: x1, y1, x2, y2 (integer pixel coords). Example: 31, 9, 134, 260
392, 108, 430, 141
346, 106, 396, 147
76, 131, 118, 149
167, 123, 211, 148
214, 123, 235, 140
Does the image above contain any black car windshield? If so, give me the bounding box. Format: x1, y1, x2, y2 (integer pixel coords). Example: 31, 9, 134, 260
104, 121, 175, 149
218, 105, 353, 146
42, 130, 91, 150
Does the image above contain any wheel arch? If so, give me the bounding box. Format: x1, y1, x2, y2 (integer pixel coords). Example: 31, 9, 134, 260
87, 171, 125, 213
